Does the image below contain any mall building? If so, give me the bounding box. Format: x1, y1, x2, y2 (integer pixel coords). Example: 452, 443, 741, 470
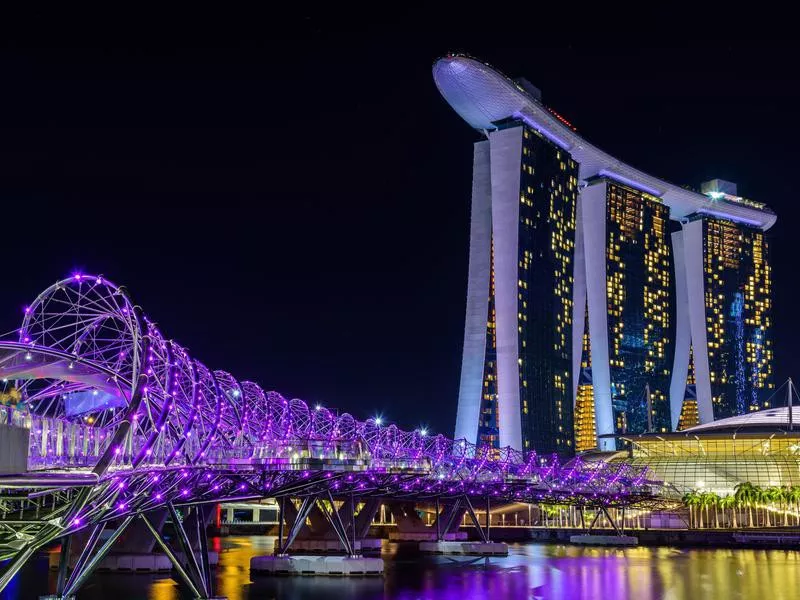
616, 406, 800, 495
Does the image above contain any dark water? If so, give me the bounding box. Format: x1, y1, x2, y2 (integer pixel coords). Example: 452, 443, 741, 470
4, 536, 800, 599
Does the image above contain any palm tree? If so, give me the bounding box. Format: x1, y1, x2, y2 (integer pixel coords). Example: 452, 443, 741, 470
734, 482, 756, 528
697, 492, 709, 528
775, 487, 790, 527
719, 494, 739, 529
699, 492, 717, 529
683, 491, 698, 528
719, 495, 738, 529
756, 487, 772, 527
709, 492, 722, 529
786, 487, 800, 526
703, 492, 720, 529
766, 487, 784, 527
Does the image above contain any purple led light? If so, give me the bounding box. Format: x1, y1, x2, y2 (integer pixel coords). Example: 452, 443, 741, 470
597, 169, 663, 197
1, 271, 664, 528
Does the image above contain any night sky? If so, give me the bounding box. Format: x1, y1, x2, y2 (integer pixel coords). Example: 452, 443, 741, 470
1, 30, 798, 437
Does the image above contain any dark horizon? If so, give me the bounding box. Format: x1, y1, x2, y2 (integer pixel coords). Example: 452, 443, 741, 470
2, 33, 799, 437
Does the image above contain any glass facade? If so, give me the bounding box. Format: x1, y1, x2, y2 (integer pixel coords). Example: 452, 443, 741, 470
460, 129, 774, 458
701, 217, 774, 418
622, 434, 800, 494
677, 347, 699, 430
604, 182, 674, 436
574, 307, 597, 452
477, 242, 499, 449
516, 124, 578, 456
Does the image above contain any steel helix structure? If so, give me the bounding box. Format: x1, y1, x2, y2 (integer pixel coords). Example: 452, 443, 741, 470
6, 274, 540, 475
0, 274, 670, 580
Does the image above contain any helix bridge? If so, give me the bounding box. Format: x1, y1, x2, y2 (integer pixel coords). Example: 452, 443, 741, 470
0, 275, 673, 597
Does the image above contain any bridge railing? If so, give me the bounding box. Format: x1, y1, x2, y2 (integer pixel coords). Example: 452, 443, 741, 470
205, 438, 372, 464
0, 406, 115, 470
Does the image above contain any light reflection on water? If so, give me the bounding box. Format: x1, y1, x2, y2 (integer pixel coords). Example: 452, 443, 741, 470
3, 536, 800, 600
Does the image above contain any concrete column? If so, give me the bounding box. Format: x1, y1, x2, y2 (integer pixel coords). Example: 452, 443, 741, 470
682, 220, 714, 423
489, 126, 524, 451
580, 182, 615, 450
669, 230, 691, 429
572, 192, 588, 406
455, 140, 493, 445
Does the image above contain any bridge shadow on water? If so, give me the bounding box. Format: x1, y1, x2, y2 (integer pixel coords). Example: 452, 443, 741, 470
5, 535, 800, 600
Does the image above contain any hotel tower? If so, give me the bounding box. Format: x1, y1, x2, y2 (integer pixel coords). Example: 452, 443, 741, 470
434, 55, 776, 455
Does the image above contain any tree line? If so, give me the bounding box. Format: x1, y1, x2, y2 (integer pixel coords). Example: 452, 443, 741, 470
683, 482, 800, 528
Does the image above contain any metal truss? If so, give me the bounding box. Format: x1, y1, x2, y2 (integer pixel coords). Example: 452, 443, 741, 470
0, 274, 677, 594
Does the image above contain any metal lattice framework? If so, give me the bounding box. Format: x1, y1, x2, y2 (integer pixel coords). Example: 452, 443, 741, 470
0, 275, 675, 573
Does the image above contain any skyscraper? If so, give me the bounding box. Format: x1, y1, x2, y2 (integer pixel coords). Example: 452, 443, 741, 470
574, 178, 675, 448
670, 180, 774, 427
456, 122, 578, 456
434, 55, 776, 455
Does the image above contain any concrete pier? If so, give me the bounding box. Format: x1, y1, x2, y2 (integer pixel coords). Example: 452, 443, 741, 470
251, 555, 384, 576
273, 539, 382, 553
418, 541, 508, 556
48, 551, 219, 573
570, 534, 638, 546
389, 531, 468, 541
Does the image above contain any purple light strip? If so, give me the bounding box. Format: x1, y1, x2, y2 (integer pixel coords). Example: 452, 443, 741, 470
512, 112, 571, 150
597, 169, 663, 197
695, 208, 764, 228
2, 273, 667, 533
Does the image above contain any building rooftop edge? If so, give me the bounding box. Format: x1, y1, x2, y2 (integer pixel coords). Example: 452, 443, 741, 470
432, 54, 776, 231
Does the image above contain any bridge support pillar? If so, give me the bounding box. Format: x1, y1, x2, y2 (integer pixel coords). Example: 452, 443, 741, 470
275, 495, 382, 555
583, 506, 625, 535
463, 495, 488, 543
276, 495, 317, 555
45, 515, 134, 600
351, 497, 381, 540
143, 505, 225, 600
431, 498, 467, 541
255, 494, 384, 577
317, 491, 357, 556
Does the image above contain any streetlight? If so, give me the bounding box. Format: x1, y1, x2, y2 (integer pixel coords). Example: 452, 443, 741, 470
374, 416, 383, 426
